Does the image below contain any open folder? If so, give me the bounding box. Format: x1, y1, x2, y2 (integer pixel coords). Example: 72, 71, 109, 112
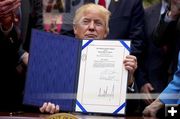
23, 29, 130, 115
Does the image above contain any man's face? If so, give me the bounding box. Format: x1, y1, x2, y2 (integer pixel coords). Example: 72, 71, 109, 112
73, 9, 107, 40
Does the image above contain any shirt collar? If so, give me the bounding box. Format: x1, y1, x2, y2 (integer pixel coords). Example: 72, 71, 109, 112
161, 0, 169, 15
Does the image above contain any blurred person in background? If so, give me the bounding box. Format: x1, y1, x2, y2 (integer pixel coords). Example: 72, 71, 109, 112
135, 0, 174, 113
0, 0, 42, 111
143, 0, 180, 117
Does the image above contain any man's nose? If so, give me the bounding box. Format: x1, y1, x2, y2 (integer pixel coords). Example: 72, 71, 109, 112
88, 21, 95, 30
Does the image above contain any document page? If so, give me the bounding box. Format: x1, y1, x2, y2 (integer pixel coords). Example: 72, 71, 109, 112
76, 40, 130, 114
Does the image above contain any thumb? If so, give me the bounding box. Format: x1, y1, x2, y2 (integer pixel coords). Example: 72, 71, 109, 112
148, 84, 154, 91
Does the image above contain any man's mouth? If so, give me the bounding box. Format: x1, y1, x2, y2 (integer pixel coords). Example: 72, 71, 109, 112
85, 34, 97, 39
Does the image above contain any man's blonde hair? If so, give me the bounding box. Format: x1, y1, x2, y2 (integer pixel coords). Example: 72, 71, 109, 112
73, 3, 111, 34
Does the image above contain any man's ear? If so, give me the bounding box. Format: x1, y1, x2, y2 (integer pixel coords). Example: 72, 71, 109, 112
73, 25, 77, 36
103, 31, 108, 39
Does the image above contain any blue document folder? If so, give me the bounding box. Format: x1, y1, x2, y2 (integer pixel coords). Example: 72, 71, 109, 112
23, 29, 81, 112
24, 29, 130, 114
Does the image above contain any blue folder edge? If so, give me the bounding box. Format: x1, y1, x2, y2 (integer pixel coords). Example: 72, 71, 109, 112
23, 29, 82, 112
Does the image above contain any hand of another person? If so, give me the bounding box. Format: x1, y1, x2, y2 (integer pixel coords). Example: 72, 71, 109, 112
21, 52, 29, 66
168, 0, 180, 19
0, 0, 21, 30
39, 102, 60, 114
0, 0, 20, 17
140, 83, 154, 105
143, 99, 164, 117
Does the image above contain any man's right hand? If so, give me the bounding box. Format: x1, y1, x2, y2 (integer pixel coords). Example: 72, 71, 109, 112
140, 83, 155, 105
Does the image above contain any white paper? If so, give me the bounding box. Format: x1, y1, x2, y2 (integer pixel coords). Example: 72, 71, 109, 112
76, 40, 130, 114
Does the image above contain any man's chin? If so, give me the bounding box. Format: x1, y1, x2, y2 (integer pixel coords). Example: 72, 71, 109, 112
85, 38, 95, 40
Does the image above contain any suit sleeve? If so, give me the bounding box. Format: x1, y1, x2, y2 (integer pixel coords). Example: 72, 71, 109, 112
129, 0, 145, 60
130, 0, 147, 90
23, 0, 43, 51
135, 57, 149, 91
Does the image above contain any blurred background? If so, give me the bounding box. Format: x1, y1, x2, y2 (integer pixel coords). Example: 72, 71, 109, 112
143, 0, 160, 8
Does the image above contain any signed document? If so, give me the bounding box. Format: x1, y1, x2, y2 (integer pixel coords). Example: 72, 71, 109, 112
76, 40, 130, 114
24, 30, 130, 114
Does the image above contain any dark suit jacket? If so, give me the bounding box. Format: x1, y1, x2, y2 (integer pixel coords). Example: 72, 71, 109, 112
0, 0, 42, 111
22, 0, 43, 51
84, 0, 145, 58
135, 3, 173, 93
153, 3, 180, 75
159, 51, 180, 104
151, 0, 180, 105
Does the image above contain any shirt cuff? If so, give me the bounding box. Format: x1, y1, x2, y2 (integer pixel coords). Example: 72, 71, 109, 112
128, 82, 135, 92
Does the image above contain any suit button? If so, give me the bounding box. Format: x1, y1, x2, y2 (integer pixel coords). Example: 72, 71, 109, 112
9, 37, 14, 43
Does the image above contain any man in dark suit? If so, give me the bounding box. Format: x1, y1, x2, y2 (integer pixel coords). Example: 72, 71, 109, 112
60, 0, 145, 59
84, 0, 145, 115
153, 0, 180, 74
39, 3, 138, 114
142, 0, 180, 117
40, 0, 144, 114
61, 0, 145, 88
135, 1, 173, 112
0, 0, 42, 111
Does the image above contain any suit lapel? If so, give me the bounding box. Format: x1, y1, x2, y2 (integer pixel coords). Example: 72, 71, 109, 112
108, 0, 121, 14
21, 0, 30, 43
151, 3, 161, 24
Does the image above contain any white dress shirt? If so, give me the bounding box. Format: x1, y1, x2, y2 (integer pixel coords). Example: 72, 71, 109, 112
161, 0, 178, 22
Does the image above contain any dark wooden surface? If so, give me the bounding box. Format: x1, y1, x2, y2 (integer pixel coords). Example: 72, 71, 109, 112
0, 112, 159, 119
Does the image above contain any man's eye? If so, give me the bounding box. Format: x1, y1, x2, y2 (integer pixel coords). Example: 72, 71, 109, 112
82, 20, 90, 25
95, 22, 103, 26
